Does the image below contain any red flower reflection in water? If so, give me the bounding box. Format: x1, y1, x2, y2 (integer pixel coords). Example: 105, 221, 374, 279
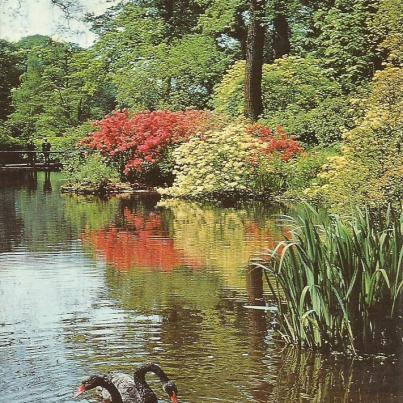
82, 208, 292, 272
82, 209, 202, 272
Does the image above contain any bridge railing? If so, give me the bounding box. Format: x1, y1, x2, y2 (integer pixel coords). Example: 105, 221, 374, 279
0, 150, 88, 166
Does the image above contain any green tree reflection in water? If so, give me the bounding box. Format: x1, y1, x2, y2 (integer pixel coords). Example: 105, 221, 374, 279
13, 172, 79, 251
63, 194, 120, 234
0, 172, 26, 252
15, 174, 121, 251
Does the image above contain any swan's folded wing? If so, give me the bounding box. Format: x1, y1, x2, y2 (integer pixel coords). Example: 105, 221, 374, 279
102, 372, 135, 401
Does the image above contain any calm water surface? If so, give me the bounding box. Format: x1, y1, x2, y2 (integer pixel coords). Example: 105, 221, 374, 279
0, 172, 401, 403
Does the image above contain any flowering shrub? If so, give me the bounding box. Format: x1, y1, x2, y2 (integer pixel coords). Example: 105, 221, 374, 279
161, 123, 257, 198
161, 122, 303, 199
83, 109, 223, 177
247, 124, 303, 162
80, 110, 303, 197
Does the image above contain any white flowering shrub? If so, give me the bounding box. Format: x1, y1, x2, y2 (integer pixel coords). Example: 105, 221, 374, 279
160, 123, 262, 198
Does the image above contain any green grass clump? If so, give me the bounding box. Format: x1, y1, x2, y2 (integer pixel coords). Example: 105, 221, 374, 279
255, 205, 402, 354
62, 153, 120, 192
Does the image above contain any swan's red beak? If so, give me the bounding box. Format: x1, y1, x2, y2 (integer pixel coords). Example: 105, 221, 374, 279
170, 392, 178, 403
74, 385, 87, 398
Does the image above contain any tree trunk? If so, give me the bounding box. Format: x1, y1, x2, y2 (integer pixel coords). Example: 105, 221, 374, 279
273, 13, 290, 59
162, 0, 174, 37
244, 0, 266, 121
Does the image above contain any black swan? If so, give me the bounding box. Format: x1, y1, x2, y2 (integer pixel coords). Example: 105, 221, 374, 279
75, 363, 178, 403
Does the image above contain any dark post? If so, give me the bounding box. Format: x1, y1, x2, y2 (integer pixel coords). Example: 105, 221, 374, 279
246, 264, 265, 306
43, 171, 52, 193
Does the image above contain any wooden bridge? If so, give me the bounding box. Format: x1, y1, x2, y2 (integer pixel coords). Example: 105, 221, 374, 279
0, 150, 78, 172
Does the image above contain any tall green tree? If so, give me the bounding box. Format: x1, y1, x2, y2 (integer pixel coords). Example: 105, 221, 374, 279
313, 0, 381, 91
84, 2, 231, 111
8, 37, 109, 139
0, 40, 22, 121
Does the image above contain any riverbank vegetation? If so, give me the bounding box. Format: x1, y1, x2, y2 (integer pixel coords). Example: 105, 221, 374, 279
254, 206, 402, 354
0, 0, 401, 207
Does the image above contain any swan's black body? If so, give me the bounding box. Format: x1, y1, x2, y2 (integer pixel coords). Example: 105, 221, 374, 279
75, 363, 178, 403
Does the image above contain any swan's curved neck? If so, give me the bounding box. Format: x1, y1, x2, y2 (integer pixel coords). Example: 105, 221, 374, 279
134, 363, 170, 384
99, 377, 123, 403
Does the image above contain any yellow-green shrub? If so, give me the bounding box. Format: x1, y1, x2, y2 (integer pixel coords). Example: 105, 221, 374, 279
307, 67, 403, 207
211, 61, 245, 116
371, 0, 402, 65
282, 146, 341, 198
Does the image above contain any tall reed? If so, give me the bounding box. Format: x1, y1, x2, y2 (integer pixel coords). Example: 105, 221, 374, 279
254, 205, 403, 354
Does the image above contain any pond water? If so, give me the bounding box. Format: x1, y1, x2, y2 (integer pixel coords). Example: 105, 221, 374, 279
0, 172, 401, 403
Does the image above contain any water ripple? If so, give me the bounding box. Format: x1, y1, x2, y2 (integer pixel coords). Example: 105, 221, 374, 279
0, 173, 401, 402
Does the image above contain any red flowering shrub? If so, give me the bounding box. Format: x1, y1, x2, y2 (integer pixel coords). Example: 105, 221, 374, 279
247, 124, 303, 161
83, 109, 221, 175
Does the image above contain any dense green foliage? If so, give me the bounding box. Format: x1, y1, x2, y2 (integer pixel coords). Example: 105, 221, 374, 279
63, 153, 120, 192
277, 97, 355, 145
9, 39, 112, 140
282, 147, 341, 197
0, 124, 24, 150
212, 58, 345, 144
256, 206, 403, 353
313, 0, 381, 91
308, 66, 402, 207
214, 58, 340, 116
44, 121, 96, 152
80, 3, 232, 112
